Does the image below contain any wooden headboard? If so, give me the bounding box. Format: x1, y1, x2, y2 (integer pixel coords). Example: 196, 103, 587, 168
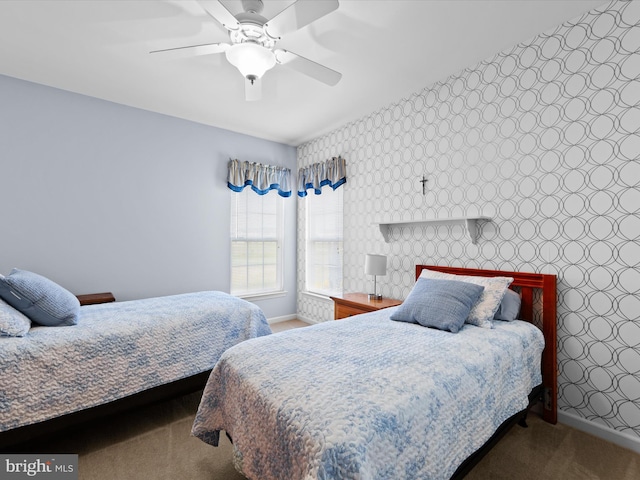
415, 265, 557, 424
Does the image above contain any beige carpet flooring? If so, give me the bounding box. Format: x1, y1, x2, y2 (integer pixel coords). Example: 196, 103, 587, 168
7, 320, 640, 479
10, 389, 640, 480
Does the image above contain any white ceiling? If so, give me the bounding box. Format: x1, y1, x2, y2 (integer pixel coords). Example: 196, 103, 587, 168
0, 0, 607, 146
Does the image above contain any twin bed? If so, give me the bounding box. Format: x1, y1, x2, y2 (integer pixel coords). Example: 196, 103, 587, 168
1, 264, 557, 479
192, 265, 557, 479
0, 290, 271, 447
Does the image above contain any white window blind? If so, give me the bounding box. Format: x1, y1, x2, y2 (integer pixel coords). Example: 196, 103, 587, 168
305, 187, 343, 296
230, 189, 284, 297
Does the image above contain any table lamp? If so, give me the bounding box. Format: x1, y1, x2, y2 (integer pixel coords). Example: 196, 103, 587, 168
364, 254, 387, 300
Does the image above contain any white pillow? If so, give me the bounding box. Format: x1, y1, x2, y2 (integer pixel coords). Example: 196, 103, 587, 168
418, 269, 513, 328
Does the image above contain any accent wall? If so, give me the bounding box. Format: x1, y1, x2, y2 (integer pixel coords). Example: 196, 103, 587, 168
297, 0, 640, 451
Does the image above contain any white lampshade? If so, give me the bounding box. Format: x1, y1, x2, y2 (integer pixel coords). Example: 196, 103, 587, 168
364, 254, 387, 276
225, 43, 276, 80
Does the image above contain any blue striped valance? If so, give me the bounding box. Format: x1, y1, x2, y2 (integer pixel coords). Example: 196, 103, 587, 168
297, 156, 346, 197
227, 159, 292, 197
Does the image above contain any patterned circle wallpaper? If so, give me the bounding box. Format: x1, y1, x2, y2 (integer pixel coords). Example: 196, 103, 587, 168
297, 1, 640, 439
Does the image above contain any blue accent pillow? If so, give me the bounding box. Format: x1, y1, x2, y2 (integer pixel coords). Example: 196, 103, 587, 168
418, 269, 513, 328
390, 278, 485, 333
0, 269, 80, 327
493, 288, 521, 321
0, 298, 31, 337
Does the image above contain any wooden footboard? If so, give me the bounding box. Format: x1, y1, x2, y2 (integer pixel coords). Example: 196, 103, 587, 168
415, 265, 557, 424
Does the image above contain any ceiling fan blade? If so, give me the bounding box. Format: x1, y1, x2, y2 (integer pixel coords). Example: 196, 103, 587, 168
150, 43, 229, 60
275, 49, 341, 86
265, 0, 339, 38
245, 77, 262, 101
198, 0, 239, 31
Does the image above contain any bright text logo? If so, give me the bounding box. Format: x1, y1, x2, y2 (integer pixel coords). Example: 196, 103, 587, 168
1, 455, 77, 479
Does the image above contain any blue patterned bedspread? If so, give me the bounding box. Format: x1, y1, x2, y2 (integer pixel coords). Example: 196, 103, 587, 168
192, 307, 543, 480
0, 291, 271, 432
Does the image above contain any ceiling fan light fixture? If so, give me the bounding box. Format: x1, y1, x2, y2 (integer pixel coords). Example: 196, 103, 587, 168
225, 42, 276, 82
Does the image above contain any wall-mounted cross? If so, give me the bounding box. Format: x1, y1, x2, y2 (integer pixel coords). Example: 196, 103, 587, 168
420, 175, 429, 195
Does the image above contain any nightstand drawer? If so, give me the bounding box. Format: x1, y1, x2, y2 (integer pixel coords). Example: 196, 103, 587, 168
335, 303, 369, 319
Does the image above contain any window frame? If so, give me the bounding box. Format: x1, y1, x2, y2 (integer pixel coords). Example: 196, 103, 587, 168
304, 186, 344, 297
230, 189, 285, 298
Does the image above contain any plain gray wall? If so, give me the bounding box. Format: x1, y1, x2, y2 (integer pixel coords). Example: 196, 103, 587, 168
0, 74, 297, 320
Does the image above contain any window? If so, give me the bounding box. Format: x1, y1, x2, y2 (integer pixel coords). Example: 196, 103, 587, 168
305, 187, 343, 296
230, 189, 284, 297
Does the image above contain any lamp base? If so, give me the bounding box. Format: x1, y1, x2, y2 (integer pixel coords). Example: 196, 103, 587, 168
368, 293, 382, 301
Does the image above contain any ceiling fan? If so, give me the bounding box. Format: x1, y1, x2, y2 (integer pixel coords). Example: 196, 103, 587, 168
151, 0, 342, 101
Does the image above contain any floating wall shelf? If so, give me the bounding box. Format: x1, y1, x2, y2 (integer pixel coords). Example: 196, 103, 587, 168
375, 217, 492, 244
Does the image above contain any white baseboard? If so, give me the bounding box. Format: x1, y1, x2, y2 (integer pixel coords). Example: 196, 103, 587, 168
558, 410, 640, 454
293, 314, 319, 325
266, 314, 298, 325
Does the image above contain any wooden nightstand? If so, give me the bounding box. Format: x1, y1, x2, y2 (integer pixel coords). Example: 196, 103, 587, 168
76, 292, 116, 306
330, 293, 403, 320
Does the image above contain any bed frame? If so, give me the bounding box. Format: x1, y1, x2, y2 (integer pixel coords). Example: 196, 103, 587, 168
415, 265, 557, 424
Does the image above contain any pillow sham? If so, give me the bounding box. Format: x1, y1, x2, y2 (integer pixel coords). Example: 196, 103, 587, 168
0, 298, 31, 337
418, 269, 513, 328
493, 288, 521, 321
390, 278, 485, 333
0, 269, 80, 327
